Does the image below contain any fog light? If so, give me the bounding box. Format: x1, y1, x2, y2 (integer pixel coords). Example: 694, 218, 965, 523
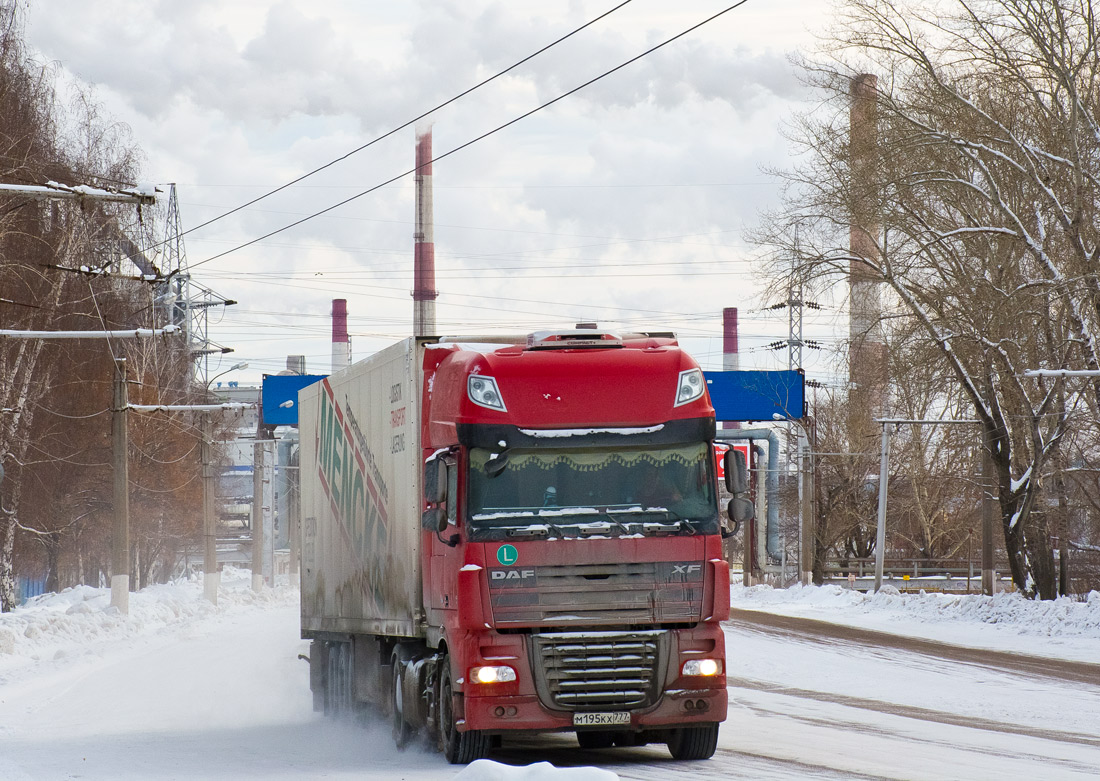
681, 658, 722, 677
471, 665, 517, 684
695, 699, 709, 712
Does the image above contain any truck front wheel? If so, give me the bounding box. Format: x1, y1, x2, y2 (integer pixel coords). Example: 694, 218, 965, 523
391, 653, 414, 749
438, 659, 490, 764
667, 722, 719, 760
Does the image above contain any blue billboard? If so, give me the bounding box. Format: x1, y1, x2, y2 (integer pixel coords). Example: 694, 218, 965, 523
261, 374, 327, 426
704, 370, 805, 422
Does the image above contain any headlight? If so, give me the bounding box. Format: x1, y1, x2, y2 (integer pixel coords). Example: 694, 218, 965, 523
675, 369, 705, 406
681, 658, 722, 677
471, 665, 517, 684
468, 375, 507, 411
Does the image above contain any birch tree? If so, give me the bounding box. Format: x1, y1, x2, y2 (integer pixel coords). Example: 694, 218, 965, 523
0, 2, 199, 610
758, 0, 1100, 597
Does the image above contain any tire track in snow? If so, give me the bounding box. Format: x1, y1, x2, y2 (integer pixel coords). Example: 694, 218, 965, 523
727, 608, 1100, 686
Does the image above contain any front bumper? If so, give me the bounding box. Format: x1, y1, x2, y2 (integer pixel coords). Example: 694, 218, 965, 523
462, 684, 727, 733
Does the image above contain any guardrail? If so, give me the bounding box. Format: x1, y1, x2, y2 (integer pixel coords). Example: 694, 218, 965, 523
821, 559, 998, 593
824, 559, 984, 580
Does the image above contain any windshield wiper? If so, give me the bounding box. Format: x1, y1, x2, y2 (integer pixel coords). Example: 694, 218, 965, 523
641, 519, 693, 536
588, 513, 636, 537
501, 519, 572, 538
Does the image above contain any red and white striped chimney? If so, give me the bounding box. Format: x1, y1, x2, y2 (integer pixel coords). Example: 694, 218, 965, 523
413, 128, 438, 337
331, 298, 351, 373
722, 307, 740, 429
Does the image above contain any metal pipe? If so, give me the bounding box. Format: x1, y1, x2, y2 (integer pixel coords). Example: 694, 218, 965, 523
874, 423, 892, 591
720, 428, 781, 565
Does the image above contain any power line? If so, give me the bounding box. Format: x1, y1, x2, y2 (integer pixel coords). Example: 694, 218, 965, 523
188, 0, 753, 271
153, 0, 637, 249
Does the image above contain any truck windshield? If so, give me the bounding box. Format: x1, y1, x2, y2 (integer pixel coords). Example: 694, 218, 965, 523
466, 443, 718, 539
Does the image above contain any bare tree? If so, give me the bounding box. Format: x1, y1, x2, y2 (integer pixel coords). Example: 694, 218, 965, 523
0, 1, 200, 610
756, 0, 1100, 597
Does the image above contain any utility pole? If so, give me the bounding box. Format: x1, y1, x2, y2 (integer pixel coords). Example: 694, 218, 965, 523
0, 183, 158, 614
129, 395, 252, 605
201, 415, 218, 604
981, 434, 995, 596
800, 432, 814, 585
252, 438, 265, 592
111, 358, 130, 613
873, 423, 892, 592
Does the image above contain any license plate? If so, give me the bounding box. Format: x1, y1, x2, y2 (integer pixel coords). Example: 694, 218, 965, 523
573, 711, 630, 727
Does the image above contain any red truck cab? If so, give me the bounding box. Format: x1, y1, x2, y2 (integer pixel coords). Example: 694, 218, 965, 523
416, 330, 729, 762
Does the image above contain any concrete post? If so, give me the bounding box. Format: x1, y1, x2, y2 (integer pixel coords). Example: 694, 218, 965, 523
252, 439, 265, 592
202, 415, 219, 604
110, 358, 130, 613
873, 423, 891, 591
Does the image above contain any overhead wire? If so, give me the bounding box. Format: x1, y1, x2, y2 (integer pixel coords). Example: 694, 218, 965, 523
187, 0, 754, 272
149, 0, 638, 250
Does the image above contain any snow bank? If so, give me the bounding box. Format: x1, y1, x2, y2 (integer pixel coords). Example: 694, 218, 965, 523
455, 761, 618, 781
731, 583, 1100, 662
0, 567, 296, 680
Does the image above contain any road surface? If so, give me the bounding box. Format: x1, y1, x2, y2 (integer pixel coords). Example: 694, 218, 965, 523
1, 602, 1098, 780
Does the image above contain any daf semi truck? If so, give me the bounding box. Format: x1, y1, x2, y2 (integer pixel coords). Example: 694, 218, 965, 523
298, 329, 743, 763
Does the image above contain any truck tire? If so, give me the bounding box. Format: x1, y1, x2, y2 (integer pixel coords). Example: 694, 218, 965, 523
667, 722, 719, 760
391, 653, 414, 749
576, 731, 615, 749
326, 642, 353, 717
438, 660, 490, 764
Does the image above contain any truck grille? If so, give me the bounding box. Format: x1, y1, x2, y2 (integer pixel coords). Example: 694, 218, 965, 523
529, 630, 668, 712
486, 561, 704, 627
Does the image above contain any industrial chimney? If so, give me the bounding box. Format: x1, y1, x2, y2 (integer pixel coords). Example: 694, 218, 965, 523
332, 298, 351, 373
848, 73, 887, 439
722, 307, 740, 430
413, 128, 438, 337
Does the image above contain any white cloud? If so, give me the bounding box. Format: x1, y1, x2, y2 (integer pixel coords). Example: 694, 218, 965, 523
22, 0, 831, 377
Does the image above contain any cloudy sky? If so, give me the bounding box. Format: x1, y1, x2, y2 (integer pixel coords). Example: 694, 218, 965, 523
24, 0, 842, 387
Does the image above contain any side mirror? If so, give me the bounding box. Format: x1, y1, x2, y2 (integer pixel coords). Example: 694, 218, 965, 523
723, 449, 749, 495
727, 496, 754, 524
421, 506, 446, 532
721, 519, 742, 539
424, 458, 448, 504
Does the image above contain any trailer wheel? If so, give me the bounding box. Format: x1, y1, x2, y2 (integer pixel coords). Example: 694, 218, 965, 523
667, 722, 719, 760
438, 659, 490, 764
391, 653, 414, 749
325, 642, 353, 717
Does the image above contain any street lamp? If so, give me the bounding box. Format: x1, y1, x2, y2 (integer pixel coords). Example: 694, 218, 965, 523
207, 362, 248, 394
200, 361, 247, 604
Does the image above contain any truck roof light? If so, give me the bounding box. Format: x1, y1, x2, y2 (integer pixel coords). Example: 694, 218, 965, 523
675, 369, 705, 406
468, 375, 507, 412
525, 330, 623, 350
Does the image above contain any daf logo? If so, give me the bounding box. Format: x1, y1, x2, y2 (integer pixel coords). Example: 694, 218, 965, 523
672, 564, 702, 576
491, 569, 536, 581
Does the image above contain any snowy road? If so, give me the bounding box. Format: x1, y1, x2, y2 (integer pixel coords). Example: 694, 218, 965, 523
2, 583, 1099, 780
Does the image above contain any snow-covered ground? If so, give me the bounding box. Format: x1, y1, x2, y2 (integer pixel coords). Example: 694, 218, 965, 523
730, 581, 1100, 664
1, 572, 1098, 779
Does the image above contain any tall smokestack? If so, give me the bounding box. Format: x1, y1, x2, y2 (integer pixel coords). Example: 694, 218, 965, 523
413, 128, 438, 337
722, 307, 740, 430
331, 298, 351, 373
848, 73, 886, 439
